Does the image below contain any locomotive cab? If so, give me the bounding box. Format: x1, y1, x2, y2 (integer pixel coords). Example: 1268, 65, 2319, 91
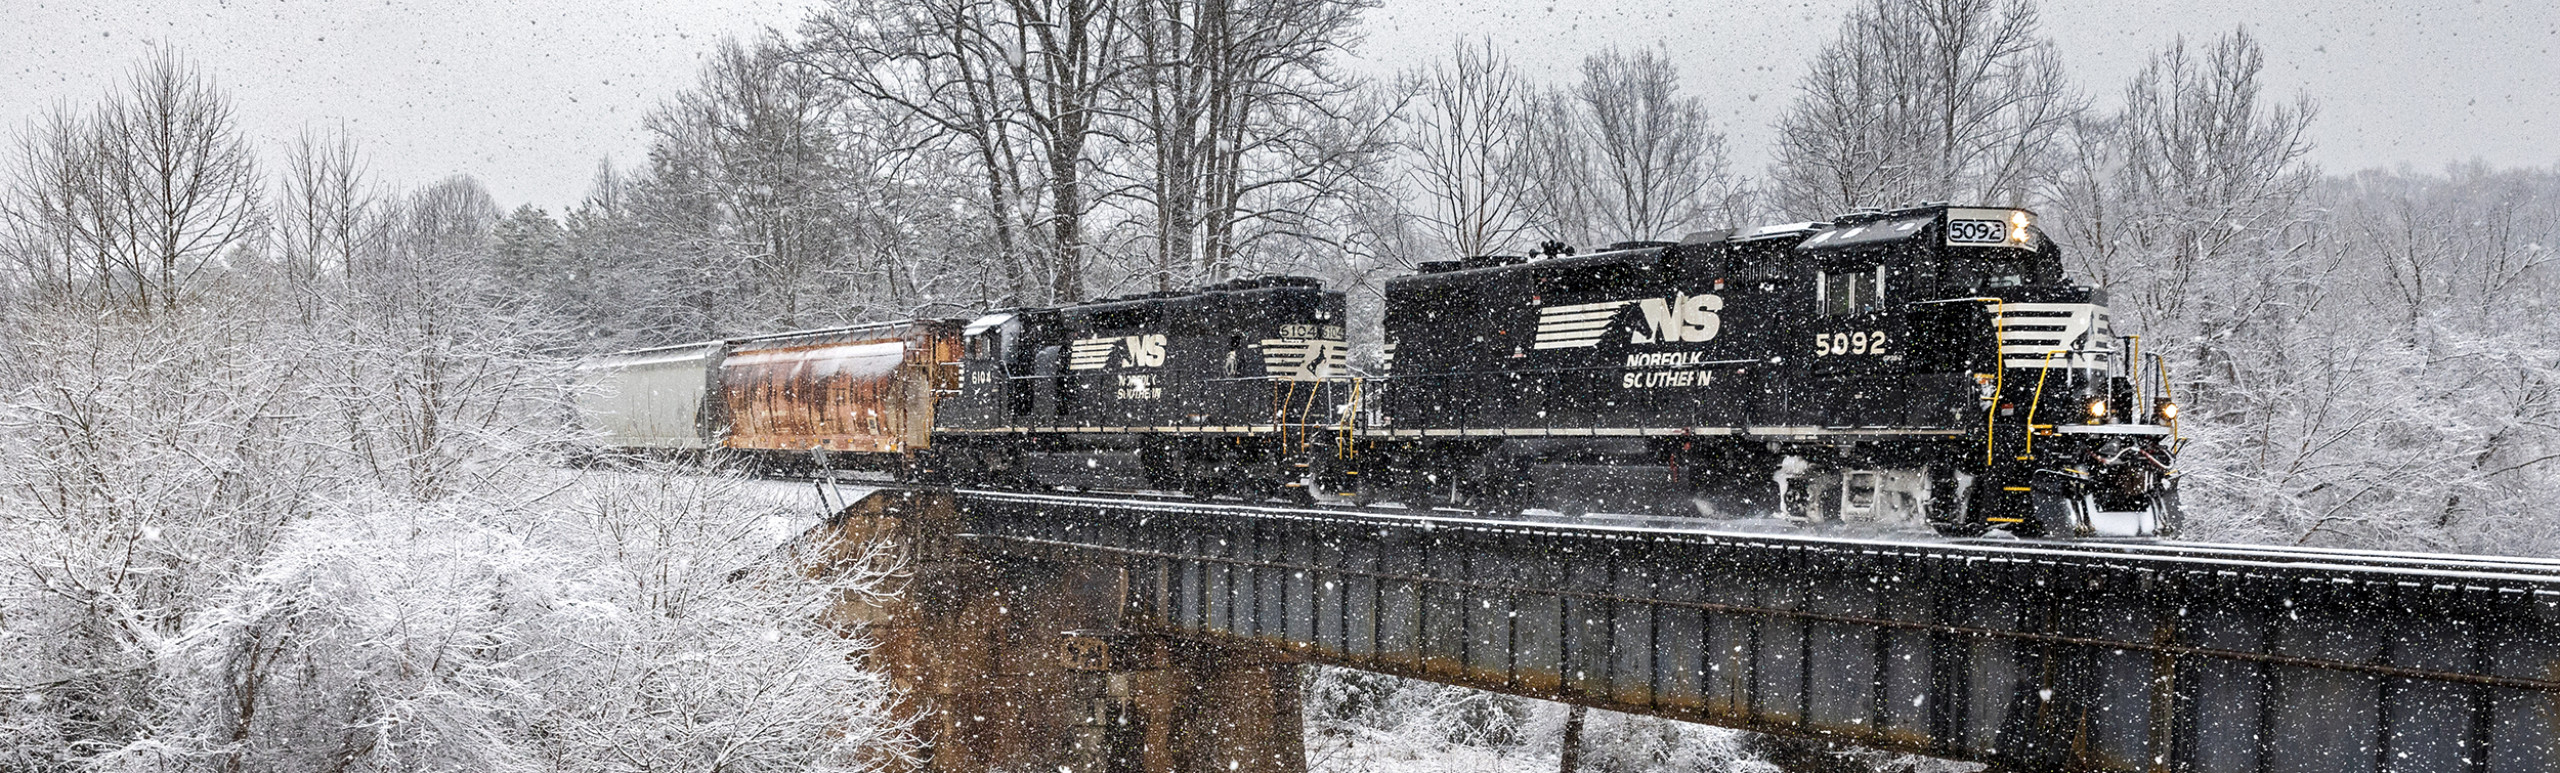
954, 311, 1038, 418
1794, 206, 2182, 537
1891, 208, 2180, 537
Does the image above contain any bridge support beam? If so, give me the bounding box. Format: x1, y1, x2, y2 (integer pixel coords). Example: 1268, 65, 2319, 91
809, 490, 1304, 773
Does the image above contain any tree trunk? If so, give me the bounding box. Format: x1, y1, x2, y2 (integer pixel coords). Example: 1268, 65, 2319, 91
1558, 704, 1586, 773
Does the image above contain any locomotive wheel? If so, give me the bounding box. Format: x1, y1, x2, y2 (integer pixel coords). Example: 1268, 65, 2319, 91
1178, 467, 1217, 500
1459, 456, 1531, 517
1347, 472, 1382, 507
1927, 488, 1992, 537
1928, 514, 1992, 538
1923, 467, 1988, 536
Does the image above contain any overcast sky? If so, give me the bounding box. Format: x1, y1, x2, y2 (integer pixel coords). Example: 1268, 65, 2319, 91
5, 0, 2555, 210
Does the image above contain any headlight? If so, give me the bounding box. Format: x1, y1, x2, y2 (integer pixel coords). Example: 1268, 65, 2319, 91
2008, 211, 2032, 244
2157, 401, 2181, 421
2085, 398, 2108, 419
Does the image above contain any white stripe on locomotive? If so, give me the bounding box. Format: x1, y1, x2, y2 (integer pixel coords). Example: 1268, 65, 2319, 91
1995, 302, 2116, 369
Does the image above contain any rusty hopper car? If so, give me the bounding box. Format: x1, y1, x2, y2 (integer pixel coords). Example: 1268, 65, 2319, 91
574, 341, 727, 453
716, 320, 963, 473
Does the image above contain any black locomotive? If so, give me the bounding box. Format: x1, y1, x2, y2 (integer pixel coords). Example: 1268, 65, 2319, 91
929, 276, 1350, 500
576, 204, 2183, 538
1336, 205, 2182, 536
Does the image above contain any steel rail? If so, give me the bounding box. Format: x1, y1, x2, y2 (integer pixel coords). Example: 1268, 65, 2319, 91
1996, 538, 2560, 577
957, 488, 2560, 591
831, 482, 2560, 577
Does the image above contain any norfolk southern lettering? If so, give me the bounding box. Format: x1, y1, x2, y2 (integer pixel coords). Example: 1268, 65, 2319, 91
1621, 350, 1725, 389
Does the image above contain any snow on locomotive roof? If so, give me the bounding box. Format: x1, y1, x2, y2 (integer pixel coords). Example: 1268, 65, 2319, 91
1798, 212, 1935, 249
963, 312, 1015, 336
1731, 221, 1826, 242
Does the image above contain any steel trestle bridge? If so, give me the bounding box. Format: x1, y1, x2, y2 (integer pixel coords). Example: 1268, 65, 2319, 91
913, 488, 2560, 773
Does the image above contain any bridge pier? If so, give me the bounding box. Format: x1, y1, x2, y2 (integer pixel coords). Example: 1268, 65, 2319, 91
808, 490, 1305, 773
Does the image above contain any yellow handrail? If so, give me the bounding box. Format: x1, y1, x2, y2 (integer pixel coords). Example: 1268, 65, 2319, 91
1294, 377, 1325, 452
2126, 334, 2142, 421
2020, 349, 2063, 459
1337, 377, 1363, 458
2157, 356, 2181, 446
1983, 298, 2006, 466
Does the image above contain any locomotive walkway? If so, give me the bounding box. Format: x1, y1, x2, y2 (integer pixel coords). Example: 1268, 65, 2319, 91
802, 487, 2560, 773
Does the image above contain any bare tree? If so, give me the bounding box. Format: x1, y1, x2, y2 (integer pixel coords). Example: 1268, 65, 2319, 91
797, 0, 1130, 304
1510, 87, 1604, 248
1002, 0, 1130, 302
1115, 0, 1375, 289
2331, 163, 2557, 336
275, 126, 374, 319
624, 113, 739, 339
798, 0, 1040, 305
96, 48, 266, 311
1518, 48, 1742, 247
2068, 28, 2317, 334
1403, 39, 1532, 259
1771, 0, 2080, 218
666, 38, 850, 329
1, 107, 100, 306
313, 176, 574, 502
4, 49, 263, 313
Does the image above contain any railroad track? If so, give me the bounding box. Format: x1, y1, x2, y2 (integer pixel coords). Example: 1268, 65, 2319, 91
718, 464, 2560, 590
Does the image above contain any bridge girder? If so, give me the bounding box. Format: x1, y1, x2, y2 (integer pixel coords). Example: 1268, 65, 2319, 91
941, 489, 2560, 773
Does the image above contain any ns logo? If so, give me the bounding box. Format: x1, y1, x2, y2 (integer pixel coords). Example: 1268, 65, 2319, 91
1630, 292, 1723, 344
1068, 333, 1168, 370
1534, 292, 1723, 350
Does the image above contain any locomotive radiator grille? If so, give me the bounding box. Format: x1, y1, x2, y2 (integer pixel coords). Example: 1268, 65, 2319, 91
1995, 302, 2114, 368
1257, 338, 1349, 380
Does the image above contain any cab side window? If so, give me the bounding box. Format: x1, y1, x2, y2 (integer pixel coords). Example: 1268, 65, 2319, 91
1819, 266, 1885, 316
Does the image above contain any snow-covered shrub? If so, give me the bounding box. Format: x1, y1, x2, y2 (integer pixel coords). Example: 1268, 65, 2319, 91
1571, 710, 1774, 773
1302, 666, 1792, 773
99, 475, 909, 773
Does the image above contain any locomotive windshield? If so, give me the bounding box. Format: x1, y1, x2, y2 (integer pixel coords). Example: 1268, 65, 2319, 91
1937, 248, 2063, 294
